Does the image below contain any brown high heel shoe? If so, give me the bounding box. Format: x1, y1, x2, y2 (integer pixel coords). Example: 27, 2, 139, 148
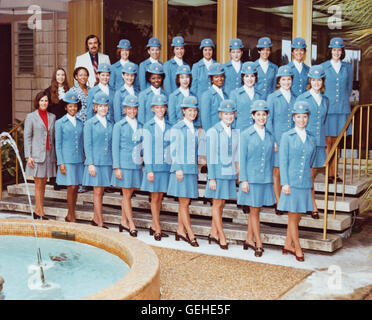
175, 232, 189, 243
243, 241, 256, 251
149, 227, 168, 241
254, 247, 264, 257
295, 251, 305, 262
219, 240, 229, 250
282, 246, 296, 256
33, 212, 49, 220
207, 234, 219, 245
119, 224, 137, 237
189, 237, 199, 247
91, 220, 109, 229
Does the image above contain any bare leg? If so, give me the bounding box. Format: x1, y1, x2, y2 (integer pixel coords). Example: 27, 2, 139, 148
151, 192, 163, 233
211, 199, 227, 245
66, 185, 78, 222
288, 212, 303, 257
245, 213, 255, 246
250, 207, 262, 248
311, 168, 318, 212
93, 186, 105, 226
326, 136, 337, 177
284, 213, 296, 252
273, 167, 281, 205
178, 197, 196, 240
34, 177, 47, 216
121, 188, 136, 230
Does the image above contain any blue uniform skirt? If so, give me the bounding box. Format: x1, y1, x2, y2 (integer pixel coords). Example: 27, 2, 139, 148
325, 113, 352, 137
56, 163, 84, 186
313, 146, 326, 168
82, 165, 112, 187
237, 183, 275, 208
167, 173, 198, 199
277, 187, 313, 213
111, 168, 143, 189
140, 171, 170, 193
204, 179, 237, 200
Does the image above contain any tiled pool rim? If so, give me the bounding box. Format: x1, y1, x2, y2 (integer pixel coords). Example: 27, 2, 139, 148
0, 219, 160, 300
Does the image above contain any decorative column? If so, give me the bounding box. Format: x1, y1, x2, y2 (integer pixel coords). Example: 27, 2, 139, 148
67, 0, 104, 83
153, 0, 168, 62
217, 0, 238, 64
293, 0, 313, 65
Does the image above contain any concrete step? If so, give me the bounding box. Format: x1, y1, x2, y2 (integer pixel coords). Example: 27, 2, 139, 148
0, 195, 343, 253
7, 183, 352, 232
197, 169, 372, 196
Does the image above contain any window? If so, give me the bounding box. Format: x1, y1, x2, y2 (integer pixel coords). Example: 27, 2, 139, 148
18, 23, 34, 73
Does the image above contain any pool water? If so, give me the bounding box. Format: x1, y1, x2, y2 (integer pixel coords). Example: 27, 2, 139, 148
0, 235, 130, 300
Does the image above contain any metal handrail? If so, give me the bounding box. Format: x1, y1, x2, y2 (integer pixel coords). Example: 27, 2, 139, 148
0, 120, 25, 200
323, 104, 371, 240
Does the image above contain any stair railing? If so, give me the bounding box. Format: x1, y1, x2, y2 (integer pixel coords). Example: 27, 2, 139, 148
323, 104, 371, 240
0, 120, 25, 201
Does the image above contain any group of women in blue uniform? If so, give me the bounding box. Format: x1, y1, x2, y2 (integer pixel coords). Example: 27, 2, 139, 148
24, 34, 353, 262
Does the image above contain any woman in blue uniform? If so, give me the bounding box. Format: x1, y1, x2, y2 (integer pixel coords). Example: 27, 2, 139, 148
254, 37, 278, 100
223, 38, 244, 96
111, 95, 143, 237
205, 100, 239, 250
83, 91, 114, 228
278, 101, 316, 262
141, 94, 171, 241
200, 63, 228, 132
287, 37, 310, 97
86, 63, 114, 122
113, 62, 139, 123
296, 65, 328, 219
321, 37, 353, 183
168, 65, 200, 127
238, 100, 275, 257
266, 66, 296, 215
138, 37, 162, 91
229, 61, 263, 132
55, 90, 84, 222
109, 39, 139, 92
167, 96, 200, 247
191, 38, 216, 102
138, 62, 167, 125
163, 36, 189, 96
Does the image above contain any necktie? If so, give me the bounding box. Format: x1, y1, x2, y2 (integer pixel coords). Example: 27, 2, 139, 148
92, 55, 99, 84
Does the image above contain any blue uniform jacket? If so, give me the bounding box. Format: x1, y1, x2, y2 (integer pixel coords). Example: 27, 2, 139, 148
287, 61, 310, 97
223, 60, 243, 96
206, 122, 239, 180
168, 88, 200, 127
200, 87, 228, 132
229, 86, 263, 131
163, 58, 189, 95
266, 89, 296, 146
83, 116, 113, 166
142, 118, 172, 173
321, 60, 353, 114
279, 128, 316, 189
112, 118, 143, 169
239, 125, 275, 184
254, 59, 278, 100
86, 85, 115, 122
296, 91, 329, 147
190, 58, 216, 102
109, 60, 140, 92
113, 85, 140, 123
169, 120, 199, 174
138, 87, 168, 125
138, 58, 163, 91
55, 115, 84, 165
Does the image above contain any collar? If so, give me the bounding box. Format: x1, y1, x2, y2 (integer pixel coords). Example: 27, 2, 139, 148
149, 57, 158, 64
173, 56, 183, 66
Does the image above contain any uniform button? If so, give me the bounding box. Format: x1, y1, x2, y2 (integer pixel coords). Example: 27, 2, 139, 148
336, 100, 339, 102
288, 126, 290, 128
301, 162, 304, 166
303, 149, 306, 152
336, 78, 339, 80
301, 156, 304, 159
260, 170, 264, 173
299, 176, 302, 178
